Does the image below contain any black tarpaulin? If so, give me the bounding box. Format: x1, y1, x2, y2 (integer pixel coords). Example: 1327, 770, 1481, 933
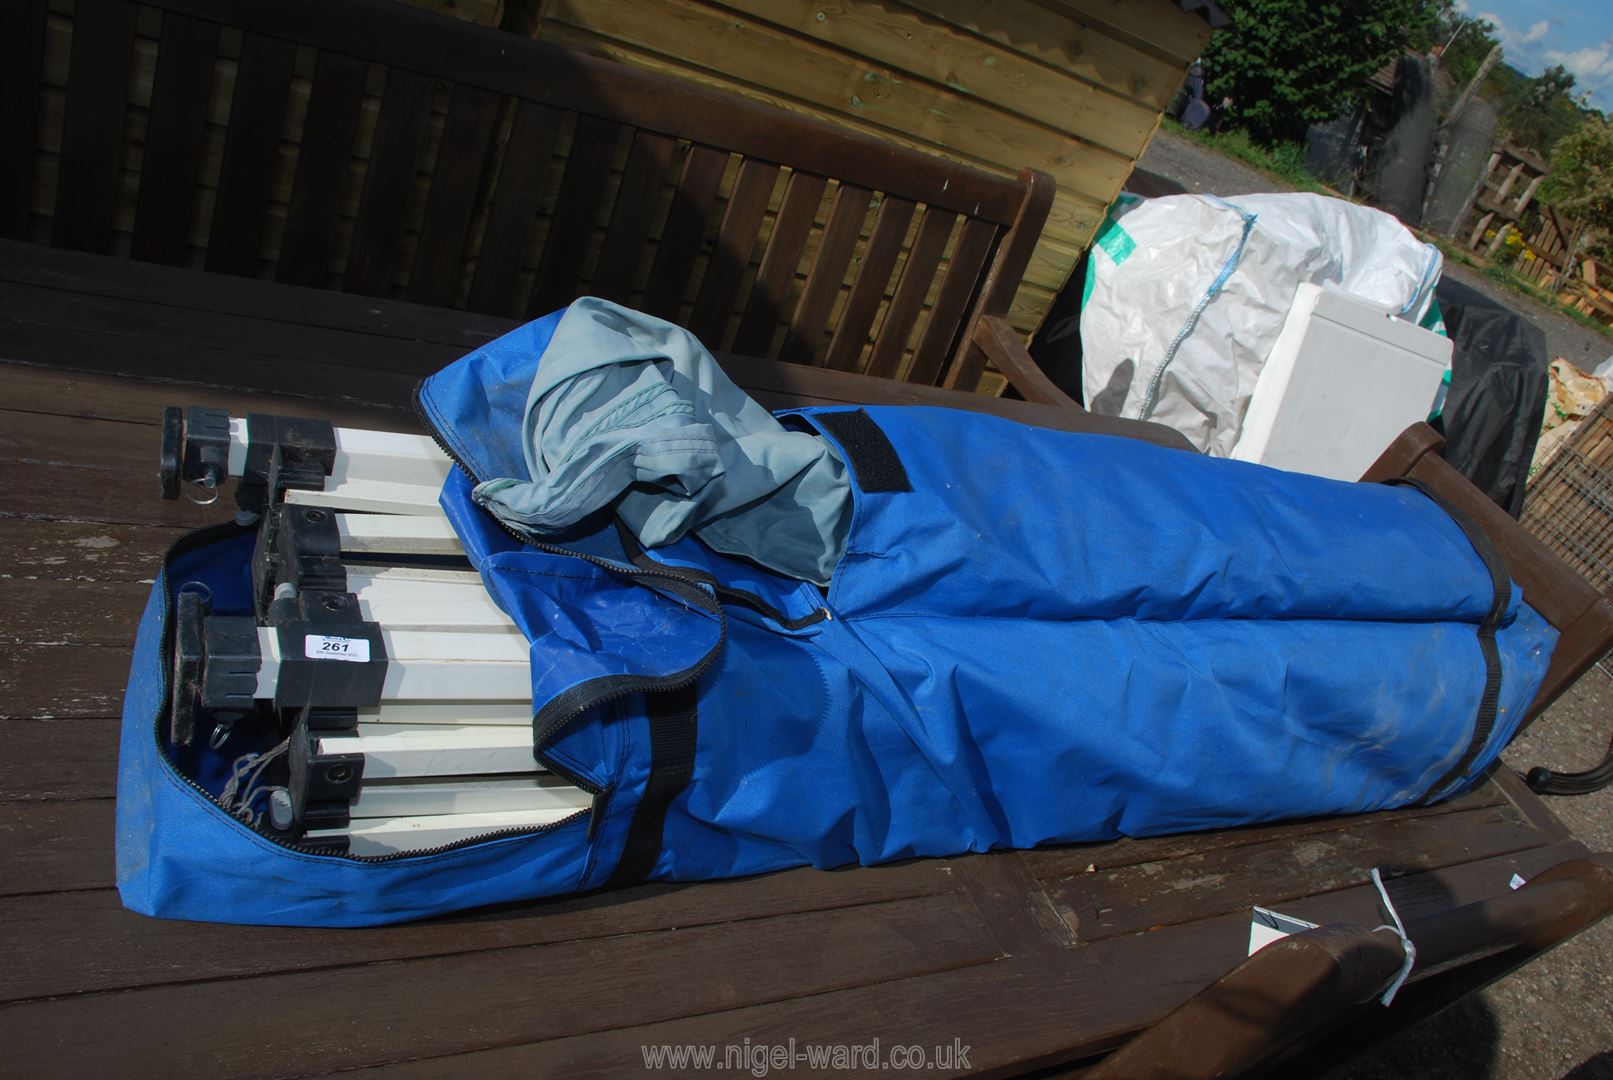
1433, 277, 1550, 518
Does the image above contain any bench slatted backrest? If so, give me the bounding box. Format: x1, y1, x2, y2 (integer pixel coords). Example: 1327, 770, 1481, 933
4, 0, 1053, 392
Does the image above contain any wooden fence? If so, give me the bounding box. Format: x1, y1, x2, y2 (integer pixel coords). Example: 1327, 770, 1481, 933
1453, 141, 1612, 328
1459, 142, 1552, 259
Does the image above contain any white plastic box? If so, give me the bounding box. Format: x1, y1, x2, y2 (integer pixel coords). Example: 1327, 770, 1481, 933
1231, 283, 1452, 481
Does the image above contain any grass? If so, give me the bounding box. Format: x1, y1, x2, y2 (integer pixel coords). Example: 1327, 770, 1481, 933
1160, 119, 1613, 341
1160, 118, 1333, 195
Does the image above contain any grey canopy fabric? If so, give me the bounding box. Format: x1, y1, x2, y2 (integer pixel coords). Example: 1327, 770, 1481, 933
472, 297, 852, 584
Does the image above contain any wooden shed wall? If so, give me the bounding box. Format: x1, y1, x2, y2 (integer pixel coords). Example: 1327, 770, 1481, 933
529, 0, 1211, 336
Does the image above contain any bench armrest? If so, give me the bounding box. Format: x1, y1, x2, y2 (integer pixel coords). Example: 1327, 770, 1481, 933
1363, 423, 1613, 725
971, 315, 1082, 410
1089, 854, 1613, 1080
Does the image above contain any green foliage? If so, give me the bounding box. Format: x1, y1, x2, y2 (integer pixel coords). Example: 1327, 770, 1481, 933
1161, 120, 1331, 193
1431, 236, 1613, 339
1204, 0, 1442, 146
1200, 0, 1594, 155
1542, 117, 1613, 259
1526, 65, 1577, 108
1496, 65, 1597, 155
1437, 14, 1500, 85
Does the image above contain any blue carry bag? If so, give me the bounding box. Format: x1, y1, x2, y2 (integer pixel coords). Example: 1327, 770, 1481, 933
116, 306, 1558, 926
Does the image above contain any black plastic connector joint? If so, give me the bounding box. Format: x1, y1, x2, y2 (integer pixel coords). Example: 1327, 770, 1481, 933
169, 590, 207, 746
265, 711, 364, 844
157, 406, 231, 504
169, 591, 262, 747
252, 504, 346, 617
299, 705, 359, 733
235, 413, 336, 514
266, 590, 388, 714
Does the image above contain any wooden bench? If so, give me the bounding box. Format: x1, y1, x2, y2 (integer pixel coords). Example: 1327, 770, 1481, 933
3, 1, 1613, 1076
3, 238, 1613, 1080
4, 0, 1072, 403
5, 229, 1613, 1080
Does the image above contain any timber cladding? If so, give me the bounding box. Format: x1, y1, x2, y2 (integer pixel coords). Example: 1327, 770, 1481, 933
528, 0, 1212, 338
16, 0, 1203, 383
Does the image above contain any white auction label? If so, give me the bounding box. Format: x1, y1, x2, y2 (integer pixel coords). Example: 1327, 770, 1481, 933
304, 634, 371, 663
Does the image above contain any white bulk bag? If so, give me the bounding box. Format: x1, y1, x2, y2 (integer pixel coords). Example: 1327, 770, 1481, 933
1079, 192, 1441, 456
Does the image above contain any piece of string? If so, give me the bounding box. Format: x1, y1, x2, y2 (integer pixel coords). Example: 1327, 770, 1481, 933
1370, 866, 1417, 1007
218, 737, 291, 825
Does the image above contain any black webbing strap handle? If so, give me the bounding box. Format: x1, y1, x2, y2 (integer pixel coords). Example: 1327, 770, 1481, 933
607, 684, 700, 887
1384, 477, 1512, 802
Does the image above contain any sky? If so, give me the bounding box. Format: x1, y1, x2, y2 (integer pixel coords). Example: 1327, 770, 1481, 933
1454, 0, 1613, 113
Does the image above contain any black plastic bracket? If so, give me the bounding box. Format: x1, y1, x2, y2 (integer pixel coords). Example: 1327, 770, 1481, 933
172, 586, 383, 748
169, 591, 263, 748
291, 710, 363, 823
298, 705, 359, 733
252, 503, 346, 617
264, 711, 363, 847
265, 590, 389, 714
169, 590, 207, 747
158, 406, 184, 501
156, 406, 338, 512
235, 413, 336, 515
158, 406, 232, 504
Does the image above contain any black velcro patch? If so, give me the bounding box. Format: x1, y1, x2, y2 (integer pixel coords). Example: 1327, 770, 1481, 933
815, 409, 912, 493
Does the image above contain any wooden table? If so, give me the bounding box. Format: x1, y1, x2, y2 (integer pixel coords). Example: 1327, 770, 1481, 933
0, 241, 1599, 1078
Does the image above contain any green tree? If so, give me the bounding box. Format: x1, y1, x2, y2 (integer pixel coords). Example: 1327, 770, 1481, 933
1541, 116, 1613, 260
1436, 14, 1500, 86
1503, 65, 1588, 154
1527, 65, 1577, 109
1204, 0, 1443, 145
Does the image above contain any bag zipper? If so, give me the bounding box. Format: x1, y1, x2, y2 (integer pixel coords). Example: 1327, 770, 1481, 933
404, 383, 730, 826
152, 522, 597, 861
145, 372, 736, 864
149, 378, 721, 865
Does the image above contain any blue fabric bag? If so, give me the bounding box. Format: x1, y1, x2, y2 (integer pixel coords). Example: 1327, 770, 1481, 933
116, 308, 1558, 926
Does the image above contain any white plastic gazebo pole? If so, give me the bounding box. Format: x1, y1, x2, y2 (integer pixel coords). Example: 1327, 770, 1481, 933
316, 724, 540, 778
347, 776, 592, 818
225, 417, 453, 515
256, 626, 532, 701
335, 513, 465, 556
345, 571, 518, 633
305, 806, 583, 855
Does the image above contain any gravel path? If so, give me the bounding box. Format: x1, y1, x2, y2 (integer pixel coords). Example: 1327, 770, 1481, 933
1437, 264, 1612, 372
1136, 129, 1289, 198
1136, 130, 1613, 1080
